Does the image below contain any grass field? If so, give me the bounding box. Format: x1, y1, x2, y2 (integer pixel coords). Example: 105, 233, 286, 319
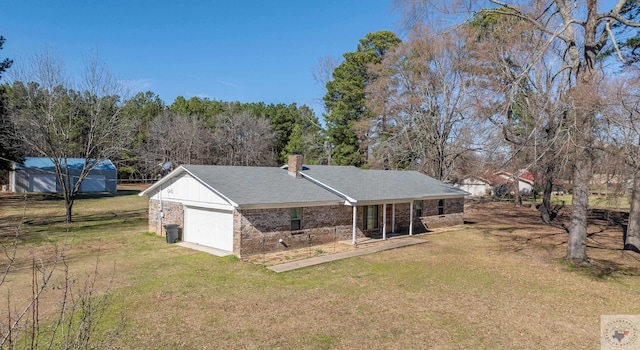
1, 190, 640, 349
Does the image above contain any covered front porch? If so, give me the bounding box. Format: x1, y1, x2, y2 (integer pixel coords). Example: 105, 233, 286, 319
349, 201, 428, 245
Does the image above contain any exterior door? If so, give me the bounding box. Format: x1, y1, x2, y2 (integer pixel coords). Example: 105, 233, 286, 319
385, 205, 392, 233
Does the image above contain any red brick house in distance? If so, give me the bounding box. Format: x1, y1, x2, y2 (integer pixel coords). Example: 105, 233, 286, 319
139, 155, 469, 257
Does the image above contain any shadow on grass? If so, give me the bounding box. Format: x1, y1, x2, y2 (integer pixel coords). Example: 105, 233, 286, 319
562, 258, 640, 279
0, 191, 147, 245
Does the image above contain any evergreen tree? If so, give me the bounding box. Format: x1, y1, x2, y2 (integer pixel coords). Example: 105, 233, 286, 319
324, 31, 401, 166
0, 36, 20, 171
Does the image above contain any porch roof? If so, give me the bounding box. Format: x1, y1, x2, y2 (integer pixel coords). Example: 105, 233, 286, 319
300, 165, 468, 204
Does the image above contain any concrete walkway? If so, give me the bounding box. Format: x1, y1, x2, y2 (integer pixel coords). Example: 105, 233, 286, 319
177, 241, 233, 257
267, 237, 427, 273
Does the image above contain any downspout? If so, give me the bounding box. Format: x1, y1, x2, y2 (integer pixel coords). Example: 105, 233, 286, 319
157, 183, 164, 235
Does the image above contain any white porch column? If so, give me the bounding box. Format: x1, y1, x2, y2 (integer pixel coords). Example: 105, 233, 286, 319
352, 205, 357, 245
409, 200, 414, 236
383, 203, 387, 240
392, 204, 395, 233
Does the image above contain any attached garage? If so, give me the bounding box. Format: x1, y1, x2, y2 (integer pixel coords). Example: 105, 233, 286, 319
184, 207, 234, 252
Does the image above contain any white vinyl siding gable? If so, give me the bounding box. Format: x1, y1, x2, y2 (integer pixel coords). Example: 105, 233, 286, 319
150, 173, 231, 207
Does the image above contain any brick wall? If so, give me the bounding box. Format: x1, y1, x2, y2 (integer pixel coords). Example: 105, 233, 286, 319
236, 205, 363, 257
421, 212, 464, 228
445, 197, 464, 214
148, 199, 184, 237
416, 197, 464, 229
146, 196, 466, 257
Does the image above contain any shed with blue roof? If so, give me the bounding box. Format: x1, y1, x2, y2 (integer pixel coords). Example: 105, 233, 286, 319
9, 157, 117, 193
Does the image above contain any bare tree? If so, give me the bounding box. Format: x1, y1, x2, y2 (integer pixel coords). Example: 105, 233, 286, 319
464, 6, 573, 216
397, 0, 640, 264
1, 200, 119, 348
605, 74, 640, 252
143, 110, 212, 174
312, 55, 341, 97
212, 111, 277, 166
8, 51, 132, 222
366, 26, 477, 180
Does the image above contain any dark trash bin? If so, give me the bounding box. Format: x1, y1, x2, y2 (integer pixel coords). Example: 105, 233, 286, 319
164, 224, 180, 243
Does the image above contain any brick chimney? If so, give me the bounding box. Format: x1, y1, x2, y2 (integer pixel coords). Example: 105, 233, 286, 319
288, 154, 303, 178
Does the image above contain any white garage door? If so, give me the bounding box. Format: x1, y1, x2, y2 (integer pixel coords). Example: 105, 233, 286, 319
184, 207, 234, 252
30, 174, 57, 192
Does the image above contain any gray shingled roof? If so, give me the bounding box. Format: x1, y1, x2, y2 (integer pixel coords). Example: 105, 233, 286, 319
300, 165, 469, 203
182, 165, 345, 207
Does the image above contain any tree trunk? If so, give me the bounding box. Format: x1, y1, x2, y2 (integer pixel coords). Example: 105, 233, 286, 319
540, 163, 555, 224
65, 197, 73, 223
567, 155, 592, 264
512, 173, 521, 207
625, 170, 640, 253
531, 190, 537, 210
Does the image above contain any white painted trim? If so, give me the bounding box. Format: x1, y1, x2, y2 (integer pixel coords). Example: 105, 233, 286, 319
383, 203, 387, 240
139, 166, 186, 196
180, 167, 239, 208
301, 173, 358, 204
392, 204, 395, 233
238, 200, 343, 210
352, 206, 357, 245
356, 195, 465, 206
409, 201, 414, 236
139, 166, 239, 207
181, 200, 235, 211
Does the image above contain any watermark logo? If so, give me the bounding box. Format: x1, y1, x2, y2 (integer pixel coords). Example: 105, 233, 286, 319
601, 315, 640, 349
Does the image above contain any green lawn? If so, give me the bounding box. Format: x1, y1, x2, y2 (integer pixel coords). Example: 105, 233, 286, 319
1, 192, 639, 349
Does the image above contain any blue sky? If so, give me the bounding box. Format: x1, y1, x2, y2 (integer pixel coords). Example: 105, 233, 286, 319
2, 1, 402, 118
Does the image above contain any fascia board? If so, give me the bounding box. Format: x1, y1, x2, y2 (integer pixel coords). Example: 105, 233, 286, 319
356, 194, 468, 206
238, 200, 344, 210
138, 166, 187, 196
180, 167, 240, 208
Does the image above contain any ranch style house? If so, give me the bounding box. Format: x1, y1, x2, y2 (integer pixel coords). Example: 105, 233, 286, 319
140, 155, 469, 257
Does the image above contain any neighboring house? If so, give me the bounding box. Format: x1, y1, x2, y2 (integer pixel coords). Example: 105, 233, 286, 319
495, 171, 534, 194
456, 175, 502, 197
519, 171, 566, 195
494, 171, 566, 195
9, 157, 117, 193
139, 155, 469, 257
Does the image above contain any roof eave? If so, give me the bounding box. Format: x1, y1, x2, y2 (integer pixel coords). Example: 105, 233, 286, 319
238, 200, 344, 210
356, 193, 468, 206
138, 166, 187, 196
